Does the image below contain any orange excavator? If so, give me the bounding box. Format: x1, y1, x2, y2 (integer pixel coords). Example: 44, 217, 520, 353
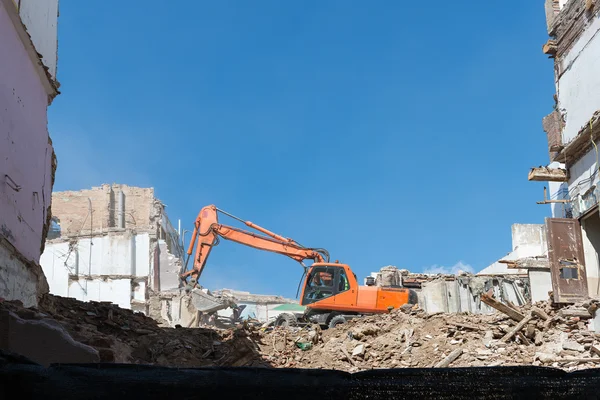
180, 205, 418, 328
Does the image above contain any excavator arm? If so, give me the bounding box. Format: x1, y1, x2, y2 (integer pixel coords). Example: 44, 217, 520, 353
180, 205, 329, 288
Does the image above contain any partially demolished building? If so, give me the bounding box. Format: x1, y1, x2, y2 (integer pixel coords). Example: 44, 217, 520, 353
528, 0, 600, 303
40, 184, 184, 314
0, 0, 60, 307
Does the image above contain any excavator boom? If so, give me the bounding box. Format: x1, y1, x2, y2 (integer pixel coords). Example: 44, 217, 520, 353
181, 205, 329, 287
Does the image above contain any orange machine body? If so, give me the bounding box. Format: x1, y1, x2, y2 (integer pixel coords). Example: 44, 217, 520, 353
299, 263, 413, 313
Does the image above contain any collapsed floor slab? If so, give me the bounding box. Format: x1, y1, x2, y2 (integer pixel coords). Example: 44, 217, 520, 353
0, 307, 99, 366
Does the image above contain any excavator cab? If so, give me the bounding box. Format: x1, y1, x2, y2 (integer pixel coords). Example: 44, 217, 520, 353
301, 264, 352, 305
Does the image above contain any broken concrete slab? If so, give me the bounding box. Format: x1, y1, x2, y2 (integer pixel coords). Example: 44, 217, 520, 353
191, 288, 232, 313
0, 309, 99, 366
528, 167, 569, 182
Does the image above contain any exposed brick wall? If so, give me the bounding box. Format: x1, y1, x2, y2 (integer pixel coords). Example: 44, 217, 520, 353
51, 184, 156, 237
543, 110, 565, 161
545, 0, 561, 34
552, 0, 599, 62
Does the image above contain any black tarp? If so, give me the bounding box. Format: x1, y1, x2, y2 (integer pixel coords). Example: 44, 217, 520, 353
2, 353, 600, 399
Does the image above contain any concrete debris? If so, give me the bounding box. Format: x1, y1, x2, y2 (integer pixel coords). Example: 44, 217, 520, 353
0, 307, 99, 366
5, 290, 600, 372
352, 344, 365, 356
0, 294, 267, 368
257, 297, 600, 372
368, 266, 530, 315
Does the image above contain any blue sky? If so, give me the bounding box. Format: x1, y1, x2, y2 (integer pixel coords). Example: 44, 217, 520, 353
49, 1, 555, 298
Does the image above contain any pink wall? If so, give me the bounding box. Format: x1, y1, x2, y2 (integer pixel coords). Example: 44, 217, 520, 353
0, 3, 55, 263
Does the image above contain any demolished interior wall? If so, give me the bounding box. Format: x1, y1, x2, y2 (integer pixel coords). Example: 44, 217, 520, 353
477, 224, 552, 303
40, 184, 184, 313
418, 275, 530, 314
214, 289, 300, 324
368, 265, 531, 315
151, 288, 300, 327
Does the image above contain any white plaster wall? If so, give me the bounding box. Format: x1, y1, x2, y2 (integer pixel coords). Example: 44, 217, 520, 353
582, 213, 600, 296
548, 177, 570, 218
68, 279, 131, 309
568, 149, 599, 199
477, 251, 525, 275
133, 281, 146, 303
74, 233, 150, 277
559, 15, 600, 143
40, 233, 152, 309
512, 224, 548, 257
529, 270, 553, 302
39, 241, 74, 297
158, 240, 182, 291
135, 233, 151, 276
17, 0, 59, 80
418, 280, 448, 313
478, 224, 546, 275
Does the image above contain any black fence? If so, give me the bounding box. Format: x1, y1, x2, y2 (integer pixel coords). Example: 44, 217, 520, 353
2, 353, 600, 399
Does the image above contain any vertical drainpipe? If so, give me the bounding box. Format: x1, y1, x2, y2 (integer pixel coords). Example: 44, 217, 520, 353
117, 190, 125, 229
74, 245, 79, 275
130, 231, 137, 276
154, 244, 160, 292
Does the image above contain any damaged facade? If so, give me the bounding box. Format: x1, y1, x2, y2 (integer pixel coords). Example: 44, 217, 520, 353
366, 265, 530, 315
478, 224, 553, 303
532, 0, 600, 303
39, 184, 184, 314
0, 0, 60, 307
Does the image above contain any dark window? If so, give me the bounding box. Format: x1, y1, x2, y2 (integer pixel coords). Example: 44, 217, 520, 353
338, 269, 350, 293
302, 266, 348, 305
560, 267, 579, 279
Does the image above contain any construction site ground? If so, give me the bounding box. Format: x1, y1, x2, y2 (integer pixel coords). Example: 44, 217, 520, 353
3, 294, 600, 371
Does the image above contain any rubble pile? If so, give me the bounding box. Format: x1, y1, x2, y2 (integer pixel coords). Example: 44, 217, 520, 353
258, 299, 600, 372
4, 291, 600, 372
1, 294, 268, 368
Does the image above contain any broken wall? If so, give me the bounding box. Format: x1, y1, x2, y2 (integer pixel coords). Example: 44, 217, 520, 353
418, 275, 530, 314
478, 224, 547, 276
50, 184, 155, 236
0, 0, 59, 307
40, 233, 151, 310
17, 0, 59, 81
478, 224, 552, 303
41, 184, 184, 312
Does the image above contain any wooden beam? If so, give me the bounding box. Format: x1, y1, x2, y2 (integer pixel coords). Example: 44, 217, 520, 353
528, 167, 569, 182
586, 0, 594, 11
531, 307, 549, 321
480, 294, 526, 322
552, 110, 600, 166
502, 313, 533, 342
559, 308, 592, 319
500, 258, 550, 270
434, 348, 463, 368
542, 40, 557, 56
